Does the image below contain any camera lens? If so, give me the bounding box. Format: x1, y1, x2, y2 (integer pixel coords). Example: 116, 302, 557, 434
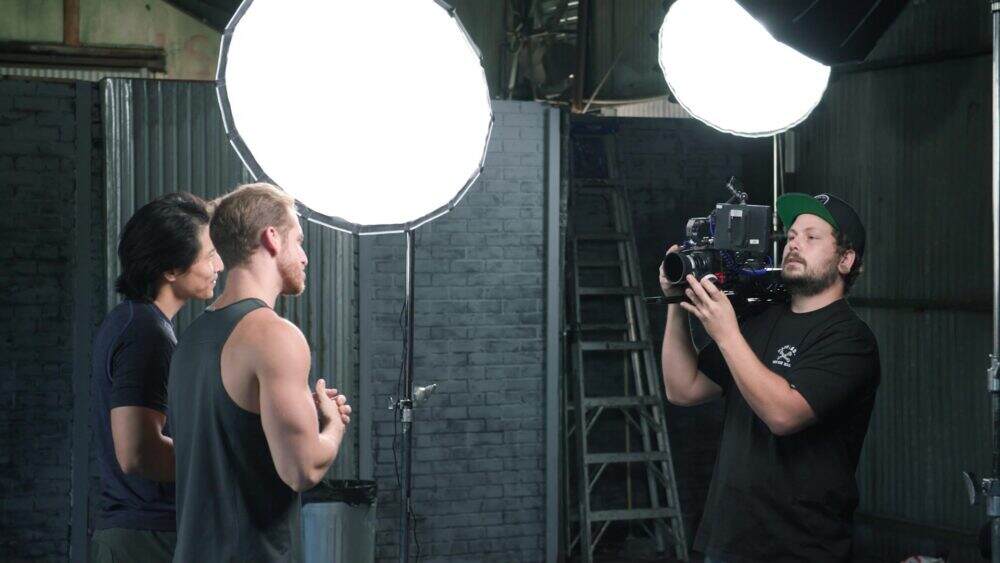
664, 252, 691, 285
665, 251, 719, 285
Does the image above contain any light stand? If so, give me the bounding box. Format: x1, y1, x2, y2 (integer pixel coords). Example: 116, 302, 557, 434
985, 1, 1000, 559
961, 4, 1000, 560
398, 230, 416, 562
987, 3, 1000, 560
773, 134, 781, 264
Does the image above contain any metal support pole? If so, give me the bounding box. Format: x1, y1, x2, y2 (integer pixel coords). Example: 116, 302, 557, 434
63, 0, 80, 46
990, 2, 1000, 561
399, 230, 416, 563
772, 134, 780, 264
963, 5, 1000, 553
572, 0, 590, 112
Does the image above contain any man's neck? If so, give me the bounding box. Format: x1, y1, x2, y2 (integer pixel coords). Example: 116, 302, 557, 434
153, 289, 185, 320
788, 284, 846, 314
211, 265, 281, 310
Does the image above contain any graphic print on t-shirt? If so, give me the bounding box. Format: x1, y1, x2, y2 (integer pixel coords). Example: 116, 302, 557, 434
772, 344, 797, 368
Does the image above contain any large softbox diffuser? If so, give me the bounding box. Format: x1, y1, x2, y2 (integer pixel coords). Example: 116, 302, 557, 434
217, 0, 494, 235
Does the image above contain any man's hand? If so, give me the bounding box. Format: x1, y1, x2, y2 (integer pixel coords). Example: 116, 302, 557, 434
659, 245, 684, 298
314, 379, 346, 436
679, 274, 739, 344
313, 386, 353, 425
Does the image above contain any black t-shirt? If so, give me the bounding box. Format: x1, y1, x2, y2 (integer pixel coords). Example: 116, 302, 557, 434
694, 298, 880, 562
90, 300, 176, 531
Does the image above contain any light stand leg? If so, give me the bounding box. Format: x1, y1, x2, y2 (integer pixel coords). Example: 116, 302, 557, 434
399, 230, 416, 563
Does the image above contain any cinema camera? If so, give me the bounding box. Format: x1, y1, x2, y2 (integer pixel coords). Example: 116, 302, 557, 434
662, 178, 786, 306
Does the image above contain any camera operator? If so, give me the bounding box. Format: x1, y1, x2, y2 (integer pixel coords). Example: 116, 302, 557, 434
659, 193, 880, 562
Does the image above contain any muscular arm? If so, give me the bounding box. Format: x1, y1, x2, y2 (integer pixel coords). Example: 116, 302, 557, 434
111, 406, 175, 481
661, 304, 723, 406
252, 318, 345, 492
716, 328, 817, 436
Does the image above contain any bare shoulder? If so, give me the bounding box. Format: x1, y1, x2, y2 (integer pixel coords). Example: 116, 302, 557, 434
232, 308, 310, 376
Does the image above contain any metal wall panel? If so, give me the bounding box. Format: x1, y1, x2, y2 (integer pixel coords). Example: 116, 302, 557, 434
101, 78, 358, 479
600, 96, 691, 119
795, 58, 991, 306
588, 0, 666, 101
791, 46, 992, 535
866, 0, 991, 62
449, 0, 506, 97
856, 308, 991, 531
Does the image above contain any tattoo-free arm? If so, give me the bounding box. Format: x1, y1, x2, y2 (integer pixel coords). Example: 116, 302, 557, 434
111, 406, 175, 481
716, 334, 817, 436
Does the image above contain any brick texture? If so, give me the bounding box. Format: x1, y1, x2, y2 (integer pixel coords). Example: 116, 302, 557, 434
366, 100, 547, 562
0, 78, 104, 561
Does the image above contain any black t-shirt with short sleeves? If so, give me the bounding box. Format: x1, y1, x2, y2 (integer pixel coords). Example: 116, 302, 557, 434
694, 298, 880, 563
91, 300, 177, 531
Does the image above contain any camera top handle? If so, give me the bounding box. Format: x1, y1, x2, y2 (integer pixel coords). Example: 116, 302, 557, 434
725, 176, 748, 205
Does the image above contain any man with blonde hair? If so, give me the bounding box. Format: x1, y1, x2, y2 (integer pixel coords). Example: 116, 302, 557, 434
168, 183, 351, 562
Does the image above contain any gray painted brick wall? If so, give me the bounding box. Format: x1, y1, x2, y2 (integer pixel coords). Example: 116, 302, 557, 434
366, 100, 548, 562
0, 78, 98, 561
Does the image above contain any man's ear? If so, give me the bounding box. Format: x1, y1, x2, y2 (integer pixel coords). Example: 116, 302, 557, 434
838, 249, 856, 275
163, 269, 179, 283
260, 226, 281, 256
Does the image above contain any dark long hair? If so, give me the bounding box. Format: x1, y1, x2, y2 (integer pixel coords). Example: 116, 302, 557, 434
115, 193, 211, 302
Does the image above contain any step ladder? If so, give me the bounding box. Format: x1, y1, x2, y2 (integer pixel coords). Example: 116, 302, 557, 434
563, 127, 688, 562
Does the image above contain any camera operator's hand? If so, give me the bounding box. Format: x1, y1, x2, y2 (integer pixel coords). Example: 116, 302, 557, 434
680, 274, 739, 345
659, 245, 684, 299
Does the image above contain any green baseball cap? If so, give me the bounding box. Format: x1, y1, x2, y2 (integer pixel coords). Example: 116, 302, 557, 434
776, 192, 866, 260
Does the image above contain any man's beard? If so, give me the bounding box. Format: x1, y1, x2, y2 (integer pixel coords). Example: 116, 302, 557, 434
278, 255, 305, 295
781, 255, 840, 297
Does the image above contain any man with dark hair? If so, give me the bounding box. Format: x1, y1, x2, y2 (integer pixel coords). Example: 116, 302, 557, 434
90, 193, 223, 562
169, 183, 351, 562
659, 193, 879, 562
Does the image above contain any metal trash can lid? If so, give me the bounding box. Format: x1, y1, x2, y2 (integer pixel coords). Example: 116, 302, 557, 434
303, 479, 377, 506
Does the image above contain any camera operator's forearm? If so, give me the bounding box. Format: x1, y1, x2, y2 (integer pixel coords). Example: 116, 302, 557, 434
717, 334, 816, 435
661, 305, 700, 403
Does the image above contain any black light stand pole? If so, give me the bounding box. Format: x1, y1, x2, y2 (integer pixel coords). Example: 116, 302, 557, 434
990, 2, 1000, 560
965, 3, 1000, 556
773, 134, 780, 264
399, 230, 416, 563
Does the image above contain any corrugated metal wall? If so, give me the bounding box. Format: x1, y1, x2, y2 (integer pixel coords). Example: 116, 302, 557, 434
588, 0, 666, 100
450, 0, 670, 102
101, 79, 359, 479
600, 96, 691, 119
790, 0, 994, 551
866, 0, 990, 61
449, 0, 507, 98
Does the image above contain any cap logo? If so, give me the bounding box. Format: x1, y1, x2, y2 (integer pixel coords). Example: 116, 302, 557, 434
815, 194, 830, 205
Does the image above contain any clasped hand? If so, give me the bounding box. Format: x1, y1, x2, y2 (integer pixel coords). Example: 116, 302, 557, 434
313, 378, 352, 427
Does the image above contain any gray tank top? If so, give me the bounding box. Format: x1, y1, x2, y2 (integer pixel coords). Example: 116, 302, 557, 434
168, 298, 302, 562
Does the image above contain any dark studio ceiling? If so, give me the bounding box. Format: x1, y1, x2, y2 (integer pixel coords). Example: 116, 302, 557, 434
162, 0, 243, 31
162, 0, 910, 104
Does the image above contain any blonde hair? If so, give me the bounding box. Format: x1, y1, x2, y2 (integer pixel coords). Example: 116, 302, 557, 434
210, 182, 297, 267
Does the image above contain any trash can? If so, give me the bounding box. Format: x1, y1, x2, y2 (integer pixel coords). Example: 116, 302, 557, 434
302, 480, 377, 563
